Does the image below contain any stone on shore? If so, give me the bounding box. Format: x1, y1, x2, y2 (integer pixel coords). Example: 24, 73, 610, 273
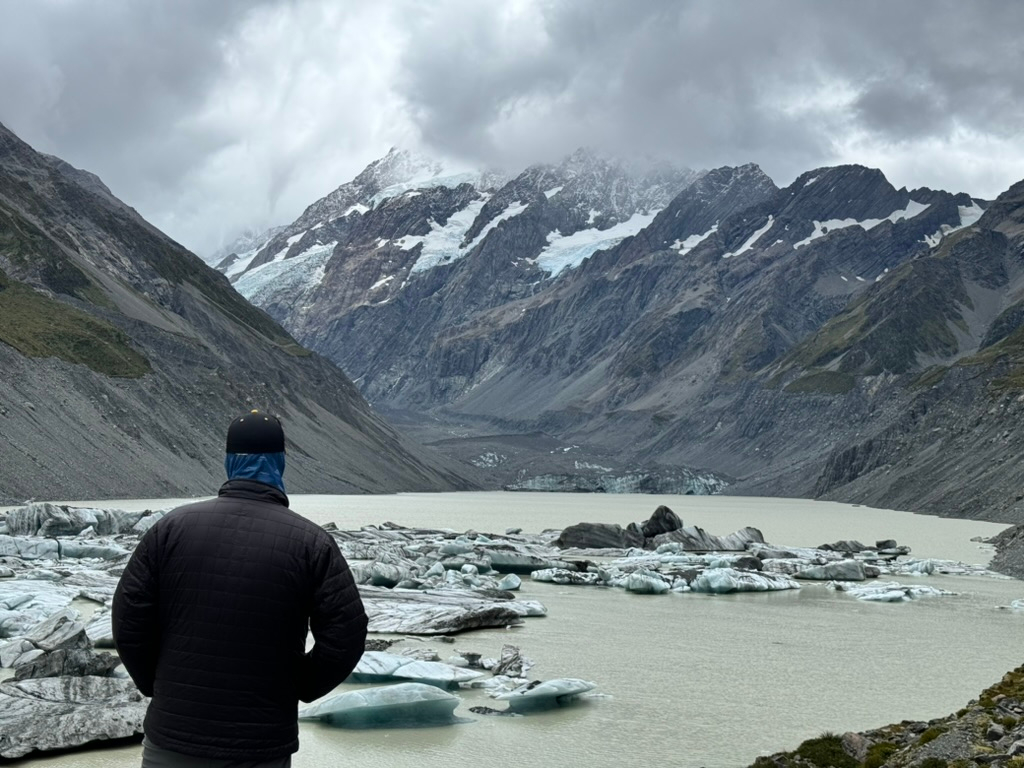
0, 676, 147, 758
298, 682, 462, 727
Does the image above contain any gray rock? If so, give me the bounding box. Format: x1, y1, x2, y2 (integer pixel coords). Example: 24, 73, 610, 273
986, 723, 1006, 741
0, 676, 147, 758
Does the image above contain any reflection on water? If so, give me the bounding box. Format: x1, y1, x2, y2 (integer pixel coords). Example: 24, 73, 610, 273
19, 493, 1023, 768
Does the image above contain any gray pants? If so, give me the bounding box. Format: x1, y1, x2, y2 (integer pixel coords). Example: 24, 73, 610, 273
141, 737, 291, 768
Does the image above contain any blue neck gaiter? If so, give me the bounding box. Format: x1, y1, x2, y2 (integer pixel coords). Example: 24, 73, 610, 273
225, 452, 286, 494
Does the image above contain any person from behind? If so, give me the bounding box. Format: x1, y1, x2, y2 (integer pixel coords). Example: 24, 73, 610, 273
113, 410, 367, 767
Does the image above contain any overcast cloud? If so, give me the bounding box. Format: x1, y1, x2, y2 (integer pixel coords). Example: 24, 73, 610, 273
1, 0, 1022, 255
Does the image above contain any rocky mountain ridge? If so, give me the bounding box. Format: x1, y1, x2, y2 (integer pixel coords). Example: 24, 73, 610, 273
217, 145, 1024, 522
0, 122, 477, 502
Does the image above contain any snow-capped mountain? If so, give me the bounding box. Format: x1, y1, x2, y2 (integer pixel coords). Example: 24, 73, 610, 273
214, 145, 1024, 521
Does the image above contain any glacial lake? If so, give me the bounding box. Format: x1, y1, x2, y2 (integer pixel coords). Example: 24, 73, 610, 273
19, 492, 1024, 768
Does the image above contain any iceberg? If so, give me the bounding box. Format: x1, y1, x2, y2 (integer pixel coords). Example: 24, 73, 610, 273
298, 683, 462, 728
690, 568, 800, 594
495, 678, 596, 712
348, 651, 485, 689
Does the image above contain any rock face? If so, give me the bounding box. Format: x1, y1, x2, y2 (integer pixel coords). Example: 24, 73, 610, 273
220, 142, 1024, 522
0, 121, 475, 502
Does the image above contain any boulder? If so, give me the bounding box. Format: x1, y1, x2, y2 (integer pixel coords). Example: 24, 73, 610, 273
641, 505, 683, 539
298, 682, 462, 727
555, 522, 645, 550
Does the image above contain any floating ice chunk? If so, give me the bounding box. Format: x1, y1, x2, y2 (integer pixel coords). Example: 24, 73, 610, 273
624, 570, 670, 594
495, 678, 596, 712
299, 682, 462, 727
690, 567, 800, 594
530, 569, 602, 586
830, 581, 955, 601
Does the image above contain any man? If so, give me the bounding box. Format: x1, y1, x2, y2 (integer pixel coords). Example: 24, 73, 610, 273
113, 410, 368, 766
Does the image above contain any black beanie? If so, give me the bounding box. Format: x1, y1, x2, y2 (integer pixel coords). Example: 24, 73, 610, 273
226, 411, 285, 454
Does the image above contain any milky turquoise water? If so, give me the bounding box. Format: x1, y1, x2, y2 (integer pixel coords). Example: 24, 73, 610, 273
20, 493, 1024, 768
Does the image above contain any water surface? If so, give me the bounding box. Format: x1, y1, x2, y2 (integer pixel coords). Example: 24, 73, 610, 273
23, 493, 1024, 768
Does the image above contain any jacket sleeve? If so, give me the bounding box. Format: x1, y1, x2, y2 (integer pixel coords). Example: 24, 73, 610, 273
111, 529, 160, 697
298, 535, 368, 702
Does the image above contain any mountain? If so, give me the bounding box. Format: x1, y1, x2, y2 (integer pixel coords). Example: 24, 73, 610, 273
219, 145, 1024, 522
0, 122, 478, 502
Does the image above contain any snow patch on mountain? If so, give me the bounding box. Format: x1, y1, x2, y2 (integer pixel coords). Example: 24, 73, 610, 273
723, 216, 774, 259
463, 201, 529, 254
922, 202, 987, 248
234, 241, 338, 306
673, 224, 718, 255
794, 200, 930, 250
408, 199, 489, 273
371, 170, 485, 208
534, 211, 659, 277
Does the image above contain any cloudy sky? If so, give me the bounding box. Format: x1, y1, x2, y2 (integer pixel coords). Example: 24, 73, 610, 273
2, 0, 1022, 256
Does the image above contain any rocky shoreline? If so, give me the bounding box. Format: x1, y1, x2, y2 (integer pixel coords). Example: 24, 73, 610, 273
750, 666, 1024, 768
0, 501, 1017, 760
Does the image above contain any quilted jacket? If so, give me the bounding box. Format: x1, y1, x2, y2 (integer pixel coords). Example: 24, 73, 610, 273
112, 479, 368, 759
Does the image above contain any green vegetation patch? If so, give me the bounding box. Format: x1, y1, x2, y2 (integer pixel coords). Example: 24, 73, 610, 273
0, 268, 150, 377
863, 742, 898, 768
0, 204, 111, 308
783, 369, 856, 395
793, 733, 858, 768
917, 726, 946, 745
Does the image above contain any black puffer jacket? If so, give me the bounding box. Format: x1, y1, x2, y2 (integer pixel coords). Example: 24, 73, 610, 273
112, 480, 367, 760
